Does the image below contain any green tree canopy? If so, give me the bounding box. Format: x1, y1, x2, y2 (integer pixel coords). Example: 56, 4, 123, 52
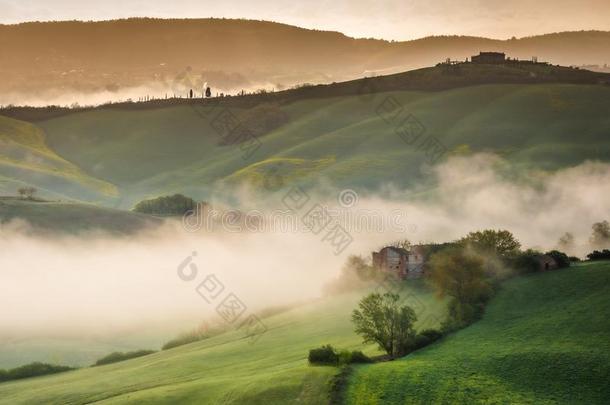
132, 194, 197, 216
428, 247, 491, 326
351, 292, 417, 358
458, 229, 521, 257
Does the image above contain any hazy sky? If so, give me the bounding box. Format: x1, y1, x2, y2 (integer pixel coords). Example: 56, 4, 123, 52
0, 0, 608, 40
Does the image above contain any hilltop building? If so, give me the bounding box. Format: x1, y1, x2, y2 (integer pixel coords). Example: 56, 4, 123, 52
471, 52, 506, 64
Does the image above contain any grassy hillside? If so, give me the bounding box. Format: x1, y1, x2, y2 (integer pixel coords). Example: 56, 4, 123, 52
0, 284, 445, 404
0, 115, 116, 201
0, 262, 607, 404
1, 64, 608, 207
0, 198, 161, 234
34, 82, 610, 207
345, 261, 610, 404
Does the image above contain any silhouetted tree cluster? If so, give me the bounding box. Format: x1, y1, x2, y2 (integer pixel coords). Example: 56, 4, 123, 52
132, 194, 197, 216
17, 186, 37, 200
586, 249, 610, 261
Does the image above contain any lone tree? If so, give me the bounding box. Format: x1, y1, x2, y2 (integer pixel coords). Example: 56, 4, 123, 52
17, 186, 37, 200
351, 292, 417, 358
205, 86, 212, 98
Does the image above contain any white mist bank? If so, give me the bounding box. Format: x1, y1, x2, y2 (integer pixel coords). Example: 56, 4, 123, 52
0, 154, 608, 340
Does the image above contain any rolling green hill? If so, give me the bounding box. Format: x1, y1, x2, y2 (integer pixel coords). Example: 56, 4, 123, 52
345, 261, 610, 404
0, 261, 607, 404
0, 284, 445, 404
0, 114, 117, 202
40, 85, 610, 207
1, 64, 609, 208
0, 198, 161, 234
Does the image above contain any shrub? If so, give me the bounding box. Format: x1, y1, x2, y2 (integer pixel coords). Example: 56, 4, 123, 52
337, 350, 352, 365
163, 329, 208, 350
0, 362, 74, 382
162, 334, 201, 350
412, 329, 444, 351
309, 346, 371, 366
133, 194, 198, 216
94, 350, 156, 366
509, 249, 543, 274
308, 345, 339, 365
587, 249, 610, 261
545, 250, 570, 268
568, 256, 581, 262
347, 350, 372, 364
419, 328, 443, 342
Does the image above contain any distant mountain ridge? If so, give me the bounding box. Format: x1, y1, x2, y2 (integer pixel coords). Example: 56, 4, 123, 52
0, 18, 609, 105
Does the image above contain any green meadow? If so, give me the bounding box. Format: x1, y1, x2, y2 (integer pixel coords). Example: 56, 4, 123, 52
0, 263, 608, 404
0, 198, 160, 234
345, 261, 610, 404
0, 284, 445, 404
1, 81, 609, 207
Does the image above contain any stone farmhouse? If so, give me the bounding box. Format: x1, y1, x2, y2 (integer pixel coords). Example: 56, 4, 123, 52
372, 245, 426, 279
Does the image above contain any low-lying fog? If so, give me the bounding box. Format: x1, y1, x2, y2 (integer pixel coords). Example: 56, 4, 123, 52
0, 79, 287, 108
1, 154, 608, 364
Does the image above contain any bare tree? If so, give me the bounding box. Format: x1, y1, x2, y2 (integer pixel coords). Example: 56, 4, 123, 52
23, 186, 37, 200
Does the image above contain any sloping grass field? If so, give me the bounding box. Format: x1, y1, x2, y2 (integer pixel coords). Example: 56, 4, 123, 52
0, 283, 445, 404
0, 82, 607, 208
0, 263, 608, 404
345, 261, 610, 404
0, 198, 161, 234
0, 115, 116, 201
